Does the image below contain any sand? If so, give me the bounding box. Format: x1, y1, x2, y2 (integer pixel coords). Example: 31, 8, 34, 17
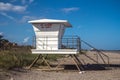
0, 51, 120, 80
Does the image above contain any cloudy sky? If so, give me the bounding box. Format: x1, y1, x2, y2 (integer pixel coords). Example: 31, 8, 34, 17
0, 0, 120, 50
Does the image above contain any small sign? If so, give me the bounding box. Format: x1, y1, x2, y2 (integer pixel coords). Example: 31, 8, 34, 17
41, 23, 52, 28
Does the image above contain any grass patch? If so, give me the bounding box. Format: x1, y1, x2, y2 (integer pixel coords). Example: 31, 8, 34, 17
0, 48, 37, 70
0, 48, 64, 70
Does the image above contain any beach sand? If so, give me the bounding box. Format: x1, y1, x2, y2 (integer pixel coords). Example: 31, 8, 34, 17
0, 51, 120, 80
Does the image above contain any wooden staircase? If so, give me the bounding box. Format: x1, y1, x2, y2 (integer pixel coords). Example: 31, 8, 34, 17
77, 40, 110, 70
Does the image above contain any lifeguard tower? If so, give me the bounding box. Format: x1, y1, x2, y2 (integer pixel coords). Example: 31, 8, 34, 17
28, 19, 83, 72
28, 19, 110, 72
29, 19, 80, 54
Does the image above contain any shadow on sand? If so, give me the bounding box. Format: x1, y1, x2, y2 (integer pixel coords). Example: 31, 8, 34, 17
64, 64, 120, 71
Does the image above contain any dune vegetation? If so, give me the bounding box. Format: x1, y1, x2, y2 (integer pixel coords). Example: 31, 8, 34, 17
0, 35, 62, 70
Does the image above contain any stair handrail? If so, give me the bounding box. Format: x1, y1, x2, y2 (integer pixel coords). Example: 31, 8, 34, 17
81, 40, 109, 64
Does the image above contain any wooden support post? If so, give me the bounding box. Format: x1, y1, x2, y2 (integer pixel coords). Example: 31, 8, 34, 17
73, 54, 84, 71
27, 54, 42, 69
27, 54, 84, 73
27, 54, 52, 70
70, 54, 81, 72
41, 55, 51, 69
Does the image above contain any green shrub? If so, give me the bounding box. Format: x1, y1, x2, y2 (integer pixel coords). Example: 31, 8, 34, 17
0, 49, 37, 69
0, 51, 17, 69
0, 49, 64, 70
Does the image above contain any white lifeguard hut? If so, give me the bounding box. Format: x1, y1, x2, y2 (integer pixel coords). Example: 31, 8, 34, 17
28, 19, 82, 72
28, 19, 80, 54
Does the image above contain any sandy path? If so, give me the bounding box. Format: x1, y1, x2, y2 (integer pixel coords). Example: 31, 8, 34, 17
9, 69, 120, 80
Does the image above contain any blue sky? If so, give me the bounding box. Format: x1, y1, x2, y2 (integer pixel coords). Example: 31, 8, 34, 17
0, 0, 120, 50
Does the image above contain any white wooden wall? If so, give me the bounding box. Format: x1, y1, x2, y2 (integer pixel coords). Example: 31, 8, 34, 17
32, 23, 65, 50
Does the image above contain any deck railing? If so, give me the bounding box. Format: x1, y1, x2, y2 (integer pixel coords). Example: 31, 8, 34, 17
32, 35, 81, 50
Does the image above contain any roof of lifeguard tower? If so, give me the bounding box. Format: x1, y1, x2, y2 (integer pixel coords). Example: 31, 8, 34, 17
28, 19, 72, 27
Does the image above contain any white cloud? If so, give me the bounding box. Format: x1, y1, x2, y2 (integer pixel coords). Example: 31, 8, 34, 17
23, 37, 29, 43
0, 12, 39, 23
62, 7, 79, 13
12, 5, 27, 12
19, 16, 39, 23
0, 32, 3, 36
0, 2, 27, 12
0, 12, 15, 20
29, 0, 34, 4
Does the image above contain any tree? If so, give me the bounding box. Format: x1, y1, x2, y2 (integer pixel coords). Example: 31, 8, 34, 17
0, 35, 9, 50
0, 35, 4, 49
0, 35, 3, 39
